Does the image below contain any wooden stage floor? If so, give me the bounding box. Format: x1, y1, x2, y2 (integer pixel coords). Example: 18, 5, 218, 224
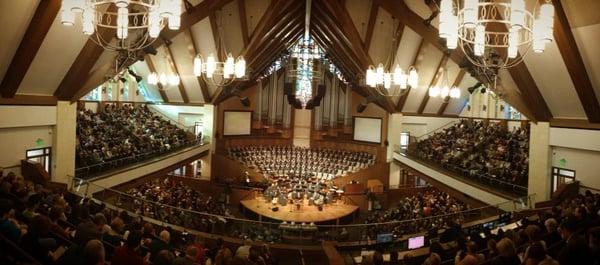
240, 198, 359, 224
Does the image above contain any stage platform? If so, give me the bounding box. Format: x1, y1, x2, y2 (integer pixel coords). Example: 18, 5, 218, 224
240, 198, 359, 224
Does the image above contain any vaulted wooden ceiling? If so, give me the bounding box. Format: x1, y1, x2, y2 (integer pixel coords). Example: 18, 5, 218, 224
1, 0, 599, 124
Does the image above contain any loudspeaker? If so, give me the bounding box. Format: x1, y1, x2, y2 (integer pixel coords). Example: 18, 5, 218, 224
239, 96, 250, 107
284, 83, 294, 95
304, 99, 314, 109
293, 99, 303, 109
287, 95, 296, 105
357, 103, 367, 113
272, 207, 279, 212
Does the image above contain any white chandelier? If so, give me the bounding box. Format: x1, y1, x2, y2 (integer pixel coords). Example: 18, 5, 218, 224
428, 68, 461, 99
193, 53, 246, 87
147, 72, 179, 86
366, 63, 418, 96
439, 0, 554, 69
60, 0, 182, 52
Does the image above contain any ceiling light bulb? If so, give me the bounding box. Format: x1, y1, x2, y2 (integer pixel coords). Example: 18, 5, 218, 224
463, 0, 479, 28
193, 55, 203, 76
224, 54, 235, 78
441, 86, 450, 98
206, 53, 216, 78
148, 72, 158, 85
169, 74, 180, 86
159, 73, 168, 85
235, 57, 246, 78
429, 87, 440, 97
408, 68, 418, 88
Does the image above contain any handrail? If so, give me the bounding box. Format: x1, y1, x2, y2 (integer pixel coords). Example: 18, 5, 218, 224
75, 139, 205, 178
401, 150, 528, 196
71, 177, 535, 229
147, 105, 195, 132
415, 120, 459, 140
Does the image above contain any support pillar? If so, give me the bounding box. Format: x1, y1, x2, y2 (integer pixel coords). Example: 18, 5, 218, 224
528, 122, 552, 203
52, 101, 77, 187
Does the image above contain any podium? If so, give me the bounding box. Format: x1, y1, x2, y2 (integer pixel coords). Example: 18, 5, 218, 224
367, 179, 384, 193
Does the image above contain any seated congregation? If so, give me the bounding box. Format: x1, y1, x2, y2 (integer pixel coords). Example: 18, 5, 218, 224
412, 120, 529, 193
76, 104, 196, 176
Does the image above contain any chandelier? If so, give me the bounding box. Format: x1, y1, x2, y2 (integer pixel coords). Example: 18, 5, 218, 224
428, 67, 461, 99
365, 63, 418, 96
147, 72, 179, 86
60, 0, 182, 52
193, 53, 246, 87
439, 0, 555, 69
287, 36, 324, 107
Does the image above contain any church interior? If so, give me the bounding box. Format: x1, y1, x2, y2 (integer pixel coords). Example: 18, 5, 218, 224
1, 0, 600, 264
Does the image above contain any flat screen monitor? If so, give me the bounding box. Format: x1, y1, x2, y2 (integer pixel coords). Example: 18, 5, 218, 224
408, 236, 425, 250
376, 233, 394, 243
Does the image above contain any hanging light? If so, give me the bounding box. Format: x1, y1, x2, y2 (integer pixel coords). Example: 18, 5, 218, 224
408, 67, 419, 88
168, 74, 180, 86
440, 86, 450, 98
148, 72, 158, 85
205, 54, 216, 78
439, 0, 555, 69
60, 0, 182, 52
450, 87, 461, 98
159, 73, 168, 85
366, 63, 418, 96
235, 57, 246, 78
223, 54, 235, 78
193, 52, 246, 87
193, 55, 203, 76
429, 86, 441, 97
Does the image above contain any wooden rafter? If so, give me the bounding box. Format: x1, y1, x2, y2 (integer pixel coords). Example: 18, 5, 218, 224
238, 0, 250, 47
437, 69, 466, 115
0, 95, 58, 106
364, 0, 380, 52
551, 0, 600, 123
145, 55, 169, 103
187, 29, 212, 103
209, 11, 225, 62
68, 0, 234, 102
417, 55, 450, 114
396, 39, 424, 112
385, 22, 405, 71
54, 5, 116, 100
379, 0, 549, 121
1, 0, 61, 98
315, 1, 395, 113
164, 44, 190, 103
213, 0, 301, 104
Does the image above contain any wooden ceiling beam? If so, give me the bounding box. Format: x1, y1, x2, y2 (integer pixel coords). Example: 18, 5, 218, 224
187, 29, 212, 103
364, 0, 380, 52
209, 11, 225, 61
379, 0, 543, 121
437, 69, 466, 115
385, 22, 405, 71
164, 44, 190, 103
65, 0, 234, 102
0, 95, 58, 106
1, 0, 61, 98
54, 5, 117, 100
238, 0, 250, 47
243, 0, 298, 58
396, 39, 424, 112
316, 1, 396, 113
311, 20, 363, 76
551, 0, 600, 123
144, 55, 169, 103
417, 54, 450, 114
311, 30, 357, 83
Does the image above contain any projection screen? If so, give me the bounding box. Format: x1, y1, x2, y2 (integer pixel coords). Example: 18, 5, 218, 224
353, 117, 382, 143
223, 111, 252, 136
